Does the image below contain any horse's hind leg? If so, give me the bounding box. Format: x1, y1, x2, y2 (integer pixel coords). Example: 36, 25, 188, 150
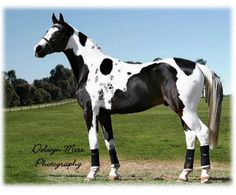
196, 120, 211, 183
180, 112, 211, 183
178, 127, 196, 181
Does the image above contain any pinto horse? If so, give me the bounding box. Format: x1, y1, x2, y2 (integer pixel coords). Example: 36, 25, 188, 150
34, 13, 223, 183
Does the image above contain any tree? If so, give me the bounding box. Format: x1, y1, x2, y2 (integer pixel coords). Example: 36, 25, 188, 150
14, 83, 32, 106
7, 70, 16, 84
33, 88, 44, 104
40, 88, 51, 103
33, 88, 51, 104
30, 85, 38, 104
12, 78, 28, 88
57, 80, 72, 98
48, 64, 76, 99
49, 64, 67, 83
33, 78, 63, 101
4, 79, 20, 107
49, 84, 62, 101
5, 64, 77, 106
33, 79, 45, 89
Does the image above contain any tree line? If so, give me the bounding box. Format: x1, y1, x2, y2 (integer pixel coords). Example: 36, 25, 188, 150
4, 64, 76, 107
4, 58, 207, 107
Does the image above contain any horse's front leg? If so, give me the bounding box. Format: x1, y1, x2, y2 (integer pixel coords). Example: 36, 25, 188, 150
83, 105, 100, 181
98, 109, 120, 180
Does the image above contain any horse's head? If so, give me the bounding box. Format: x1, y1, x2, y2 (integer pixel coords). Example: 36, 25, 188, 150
34, 13, 74, 58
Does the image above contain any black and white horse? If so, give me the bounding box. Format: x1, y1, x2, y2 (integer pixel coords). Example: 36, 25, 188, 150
34, 14, 223, 183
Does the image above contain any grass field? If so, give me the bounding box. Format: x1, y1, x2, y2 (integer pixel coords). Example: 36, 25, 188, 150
4, 96, 231, 184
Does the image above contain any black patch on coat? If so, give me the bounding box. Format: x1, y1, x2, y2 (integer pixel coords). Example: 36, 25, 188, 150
108, 83, 113, 90
127, 72, 132, 75
111, 63, 185, 120
100, 58, 113, 75
173, 58, 196, 76
98, 90, 104, 100
79, 32, 87, 46
64, 49, 88, 87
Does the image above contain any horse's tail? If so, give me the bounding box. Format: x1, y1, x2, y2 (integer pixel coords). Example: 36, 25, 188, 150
197, 64, 223, 149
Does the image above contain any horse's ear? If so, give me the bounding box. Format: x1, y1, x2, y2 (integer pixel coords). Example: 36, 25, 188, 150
52, 13, 58, 24
59, 13, 64, 23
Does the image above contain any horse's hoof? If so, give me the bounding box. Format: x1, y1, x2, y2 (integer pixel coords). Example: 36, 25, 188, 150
108, 175, 119, 181
85, 177, 96, 182
201, 176, 210, 184
178, 176, 188, 182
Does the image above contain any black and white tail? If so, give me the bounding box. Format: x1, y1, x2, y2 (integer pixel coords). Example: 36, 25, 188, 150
197, 64, 223, 149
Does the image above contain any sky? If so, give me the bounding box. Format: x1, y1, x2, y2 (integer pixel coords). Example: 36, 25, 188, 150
4, 8, 231, 94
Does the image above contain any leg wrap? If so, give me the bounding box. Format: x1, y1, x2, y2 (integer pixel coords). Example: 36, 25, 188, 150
184, 149, 195, 169
91, 149, 100, 167
200, 145, 210, 168
109, 149, 119, 165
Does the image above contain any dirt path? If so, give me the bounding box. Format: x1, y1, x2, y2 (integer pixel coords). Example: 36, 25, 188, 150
41, 159, 231, 184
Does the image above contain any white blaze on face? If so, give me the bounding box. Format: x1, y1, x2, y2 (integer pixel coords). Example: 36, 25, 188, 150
44, 27, 59, 40
34, 27, 59, 52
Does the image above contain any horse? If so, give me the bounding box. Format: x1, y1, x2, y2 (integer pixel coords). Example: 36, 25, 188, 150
34, 13, 223, 183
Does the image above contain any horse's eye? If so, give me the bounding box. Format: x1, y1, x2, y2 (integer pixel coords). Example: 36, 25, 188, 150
55, 31, 60, 35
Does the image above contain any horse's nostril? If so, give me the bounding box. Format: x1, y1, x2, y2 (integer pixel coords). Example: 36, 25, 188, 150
35, 45, 42, 53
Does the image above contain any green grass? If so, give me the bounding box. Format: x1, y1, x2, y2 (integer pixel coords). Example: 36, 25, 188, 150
4, 97, 231, 184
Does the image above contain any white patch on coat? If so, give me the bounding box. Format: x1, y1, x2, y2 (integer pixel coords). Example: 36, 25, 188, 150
88, 127, 98, 150
195, 121, 210, 146
88, 109, 99, 150
169, 60, 209, 146
184, 129, 196, 149
185, 124, 210, 149
165, 59, 203, 127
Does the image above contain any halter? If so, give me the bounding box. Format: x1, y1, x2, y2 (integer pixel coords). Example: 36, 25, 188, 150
42, 37, 53, 49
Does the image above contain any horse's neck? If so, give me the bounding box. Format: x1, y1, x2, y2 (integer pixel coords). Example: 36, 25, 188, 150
64, 31, 106, 88
66, 31, 106, 62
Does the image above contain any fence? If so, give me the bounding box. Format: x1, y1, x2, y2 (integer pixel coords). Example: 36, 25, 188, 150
4, 99, 77, 112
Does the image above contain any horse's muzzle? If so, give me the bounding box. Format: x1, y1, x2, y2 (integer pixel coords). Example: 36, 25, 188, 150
34, 45, 47, 58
